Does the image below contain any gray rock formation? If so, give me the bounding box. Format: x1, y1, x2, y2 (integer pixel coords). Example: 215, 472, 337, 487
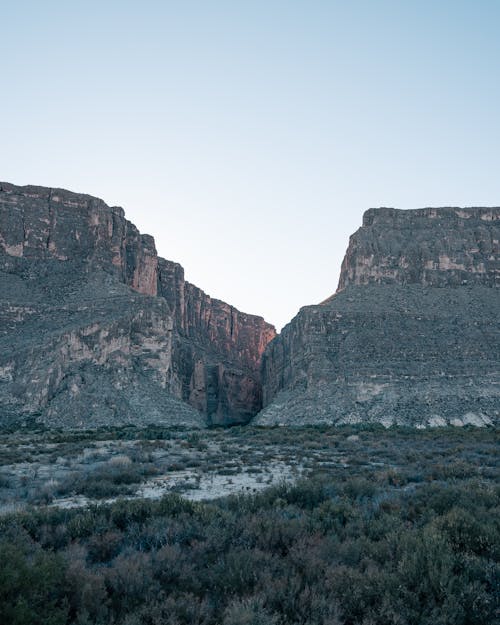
0, 182, 275, 428
256, 207, 500, 427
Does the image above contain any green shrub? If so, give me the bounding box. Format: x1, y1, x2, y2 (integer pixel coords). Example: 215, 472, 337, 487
0, 539, 68, 625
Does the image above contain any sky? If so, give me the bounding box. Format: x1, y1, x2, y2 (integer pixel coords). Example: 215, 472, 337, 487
1, 1, 499, 330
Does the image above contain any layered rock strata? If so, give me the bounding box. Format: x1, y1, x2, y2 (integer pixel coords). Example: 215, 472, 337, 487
0, 182, 275, 428
256, 207, 500, 427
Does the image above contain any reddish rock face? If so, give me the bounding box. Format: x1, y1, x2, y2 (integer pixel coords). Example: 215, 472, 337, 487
0, 182, 159, 296
0, 182, 275, 427
158, 258, 276, 424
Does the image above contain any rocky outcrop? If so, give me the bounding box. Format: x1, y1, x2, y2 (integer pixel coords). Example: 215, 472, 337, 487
256, 207, 500, 427
0, 182, 159, 295
158, 258, 276, 424
0, 182, 275, 428
337, 207, 499, 290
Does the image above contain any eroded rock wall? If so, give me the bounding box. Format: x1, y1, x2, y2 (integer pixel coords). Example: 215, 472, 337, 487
337, 206, 499, 290
0, 182, 159, 295
158, 258, 276, 424
0, 182, 275, 428
257, 207, 500, 427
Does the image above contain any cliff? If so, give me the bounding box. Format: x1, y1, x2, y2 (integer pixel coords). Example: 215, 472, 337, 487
157, 258, 275, 424
337, 207, 499, 290
256, 207, 500, 427
0, 182, 275, 428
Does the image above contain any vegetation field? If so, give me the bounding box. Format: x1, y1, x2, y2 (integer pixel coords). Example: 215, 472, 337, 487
0, 425, 498, 624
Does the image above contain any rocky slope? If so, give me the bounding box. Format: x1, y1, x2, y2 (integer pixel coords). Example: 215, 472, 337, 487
256, 207, 500, 427
0, 182, 275, 428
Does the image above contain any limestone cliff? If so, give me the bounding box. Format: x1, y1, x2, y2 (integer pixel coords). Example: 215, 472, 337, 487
0, 182, 275, 428
158, 258, 276, 424
257, 207, 500, 427
337, 207, 499, 290
0, 182, 159, 295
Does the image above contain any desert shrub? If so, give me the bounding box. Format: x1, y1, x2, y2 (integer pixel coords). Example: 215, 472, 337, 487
0, 537, 68, 625
0, 472, 12, 488
342, 476, 377, 500
105, 550, 155, 614
57, 457, 158, 500
64, 552, 109, 623
157, 493, 198, 517
222, 597, 279, 625
0, 427, 498, 625
108, 498, 154, 530
432, 507, 498, 557
87, 529, 123, 563
122, 592, 214, 625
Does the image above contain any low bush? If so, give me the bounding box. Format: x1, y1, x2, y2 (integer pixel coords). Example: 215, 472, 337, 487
0, 426, 498, 624
0, 472, 498, 625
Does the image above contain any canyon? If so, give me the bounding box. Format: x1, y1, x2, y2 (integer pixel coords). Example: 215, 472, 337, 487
1, 183, 498, 428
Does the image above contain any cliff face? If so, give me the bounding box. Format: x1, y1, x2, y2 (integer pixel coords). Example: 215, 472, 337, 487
0, 182, 159, 295
257, 207, 500, 427
0, 182, 275, 428
157, 258, 276, 424
337, 207, 499, 291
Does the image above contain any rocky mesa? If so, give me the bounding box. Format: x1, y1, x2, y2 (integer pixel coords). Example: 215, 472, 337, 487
256, 206, 500, 427
0, 182, 275, 428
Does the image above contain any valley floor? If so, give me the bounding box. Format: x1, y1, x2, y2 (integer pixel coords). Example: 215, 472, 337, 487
0, 425, 498, 625
0, 424, 497, 512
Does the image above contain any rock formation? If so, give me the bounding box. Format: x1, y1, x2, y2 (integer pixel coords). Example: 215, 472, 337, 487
256, 207, 500, 427
0, 182, 275, 428
3, 184, 498, 430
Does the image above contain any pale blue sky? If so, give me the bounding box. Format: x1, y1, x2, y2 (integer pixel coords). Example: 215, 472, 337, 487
1, 1, 499, 329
